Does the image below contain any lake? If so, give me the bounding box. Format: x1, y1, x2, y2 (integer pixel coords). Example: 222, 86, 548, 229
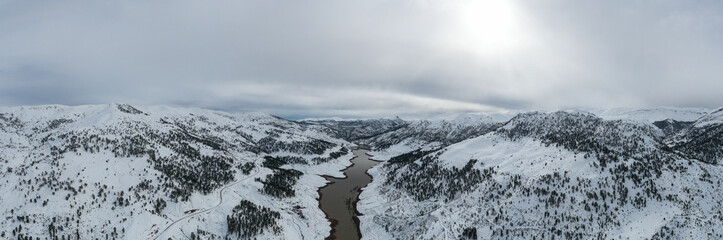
318, 149, 380, 240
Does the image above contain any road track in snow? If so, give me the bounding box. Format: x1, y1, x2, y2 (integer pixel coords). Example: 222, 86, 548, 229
148, 159, 262, 240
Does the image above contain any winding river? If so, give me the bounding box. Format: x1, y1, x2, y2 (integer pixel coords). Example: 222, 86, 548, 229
319, 149, 380, 240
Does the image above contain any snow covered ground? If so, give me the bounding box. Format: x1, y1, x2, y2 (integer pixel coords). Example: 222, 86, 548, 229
358, 109, 723, 240
2, 105, 721, 239
0, 104, 356, 239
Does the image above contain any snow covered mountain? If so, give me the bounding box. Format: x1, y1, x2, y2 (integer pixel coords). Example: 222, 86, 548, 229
2, 104, 722, 240
301, 117, 406, 142
359, 110, 723, 240
669, 107, 723, 165
0, 104, 355, 239
360, 113, 512, 160
591, 107, 710, 123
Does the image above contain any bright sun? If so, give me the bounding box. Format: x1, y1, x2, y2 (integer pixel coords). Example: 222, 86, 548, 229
451, 0, 524, 55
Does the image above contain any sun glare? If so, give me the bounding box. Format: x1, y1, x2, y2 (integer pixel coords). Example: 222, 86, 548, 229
451, 0, 524, 55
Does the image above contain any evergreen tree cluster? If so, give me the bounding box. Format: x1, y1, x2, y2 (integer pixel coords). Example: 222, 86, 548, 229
303, 118, 406, 141
238, 162, 255, 175
652, 119, 694, 136
257, 168, 303, 198
384, 149, 492, 201
311, 147, 349, 164
374, 111, 723, 240
498, 111, 665, 167
262, 156, 307, 168
257, 152, 305, 199
116, 104, 146, 115
152, 198, 167, 214
0, 104, 356, 239
460, 227, 477, 240
261, 147, 350, 166
669, 121, 723, 164
257, 136, 335, 155
40, 121, 240, 203
366, 120, 500, 152
0, 112, 24, 131
226, 200, 281, 238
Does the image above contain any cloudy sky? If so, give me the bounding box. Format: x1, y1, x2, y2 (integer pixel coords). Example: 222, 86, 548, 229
1, 0, 721, 118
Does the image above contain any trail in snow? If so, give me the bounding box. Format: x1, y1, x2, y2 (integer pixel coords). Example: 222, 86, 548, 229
148, 159, 262, 240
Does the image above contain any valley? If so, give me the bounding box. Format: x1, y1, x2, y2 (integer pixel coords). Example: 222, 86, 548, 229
5, 1, 722, 239
1, 104, 721, 239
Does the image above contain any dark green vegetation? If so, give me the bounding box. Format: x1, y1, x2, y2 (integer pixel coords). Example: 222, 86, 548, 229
226, 200, 281, 239
0, 104, 347, 239
303, 118, 406, 141
378, 111, 723, 239
385, 149, 494, 201
258, 168, 304, 198
257, 137, 335, 155
668, 109, 723, 164
652, 119, 693, 136
256, 147, 350, 199
365, 119, 500, 152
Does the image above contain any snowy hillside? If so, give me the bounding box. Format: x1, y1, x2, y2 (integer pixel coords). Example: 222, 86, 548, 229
592, 107, 710, 123
361, 113, 510, 160
2, 104, 721, 240
301, 117, 406, 142
359, 110, 723, 240
669, 107, 723, 165
0, 104, 355, 239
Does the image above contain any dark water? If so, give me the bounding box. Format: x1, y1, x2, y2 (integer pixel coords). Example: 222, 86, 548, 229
319, 149, 379, 240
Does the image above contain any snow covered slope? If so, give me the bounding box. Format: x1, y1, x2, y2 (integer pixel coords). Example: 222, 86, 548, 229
592, 107, 710, 123
361, 113, 511, 160
301, 117, 406, 142
3, 104, 721, 240
0, 104, 354, 239
668, 107, 723, 164
359, 111, 723, 239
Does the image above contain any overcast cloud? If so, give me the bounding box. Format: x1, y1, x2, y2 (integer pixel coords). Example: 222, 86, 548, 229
1, 0, 722, 118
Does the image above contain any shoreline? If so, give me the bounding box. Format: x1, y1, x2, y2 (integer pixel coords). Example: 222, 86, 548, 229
350, 161, 379, 239
316, 154, 357, 240
316, 149, 381, 240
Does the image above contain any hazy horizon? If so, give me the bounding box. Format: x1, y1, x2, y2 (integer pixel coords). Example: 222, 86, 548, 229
0, 102, 717, 121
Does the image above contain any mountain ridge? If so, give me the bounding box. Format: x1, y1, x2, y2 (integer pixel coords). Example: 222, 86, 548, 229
1, 104, 721, 239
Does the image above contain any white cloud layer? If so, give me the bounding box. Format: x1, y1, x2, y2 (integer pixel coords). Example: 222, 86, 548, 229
1, 0, 721, 118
